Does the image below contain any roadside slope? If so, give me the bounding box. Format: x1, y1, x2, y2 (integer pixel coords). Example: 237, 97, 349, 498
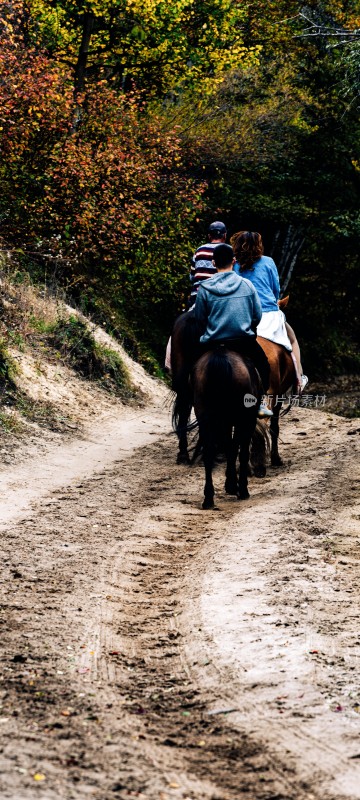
1, 275, 168, 472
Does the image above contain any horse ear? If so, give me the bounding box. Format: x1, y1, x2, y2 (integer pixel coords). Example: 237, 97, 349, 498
278, 295, 289, 309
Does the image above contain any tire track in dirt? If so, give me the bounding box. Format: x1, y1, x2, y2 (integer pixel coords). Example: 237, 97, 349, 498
99, 494, 309, 800
0, 408, 359, 799
182, 439, 360, 799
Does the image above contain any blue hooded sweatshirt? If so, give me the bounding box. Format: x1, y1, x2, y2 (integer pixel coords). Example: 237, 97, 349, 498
195, 271, 262, 343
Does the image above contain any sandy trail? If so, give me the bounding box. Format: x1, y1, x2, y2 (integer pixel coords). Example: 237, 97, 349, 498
0, 402, 360, 800
0, 405, 169, 529
186, 431, 360, 798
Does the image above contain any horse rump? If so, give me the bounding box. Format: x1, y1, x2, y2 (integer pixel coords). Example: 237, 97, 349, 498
196, 346, 234, 412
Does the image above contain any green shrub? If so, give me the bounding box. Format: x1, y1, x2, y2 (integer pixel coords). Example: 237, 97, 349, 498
0, 337, 17, 404
0, 410, 22, 434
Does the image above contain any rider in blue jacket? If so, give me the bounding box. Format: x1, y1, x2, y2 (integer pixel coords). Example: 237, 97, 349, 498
195, 243, 272, 416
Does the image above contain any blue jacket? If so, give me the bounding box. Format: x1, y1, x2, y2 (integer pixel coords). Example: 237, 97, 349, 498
234, 255, 280, 312
195, 271, 262, 343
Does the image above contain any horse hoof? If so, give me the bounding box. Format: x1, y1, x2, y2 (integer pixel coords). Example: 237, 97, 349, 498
238, 489, 250, 500
253, 465, 267, 478
271, 456, 284, 467
202, 498, 214, 510
225, 480, 238, 495
177, 452, 190, 465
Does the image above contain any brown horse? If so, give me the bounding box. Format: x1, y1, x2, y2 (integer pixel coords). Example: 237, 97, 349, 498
257, 297, 296, 468
193, 346, 264, 508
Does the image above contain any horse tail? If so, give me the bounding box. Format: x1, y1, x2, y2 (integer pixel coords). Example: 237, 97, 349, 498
252, 419, 270, 454
172, 391, 192, 433
203, 348, 233, 411
250, 419, 270, 476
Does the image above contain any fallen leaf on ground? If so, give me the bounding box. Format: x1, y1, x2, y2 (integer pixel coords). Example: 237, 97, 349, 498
33, 773, 46, 781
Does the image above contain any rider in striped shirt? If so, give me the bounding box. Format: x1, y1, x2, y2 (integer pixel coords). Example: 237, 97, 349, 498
189, 221, 227, 308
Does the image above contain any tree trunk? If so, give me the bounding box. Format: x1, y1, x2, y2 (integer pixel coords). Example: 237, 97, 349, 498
272, 225, 305, 295
74, 11, 95, 97
71, 11, 95, 132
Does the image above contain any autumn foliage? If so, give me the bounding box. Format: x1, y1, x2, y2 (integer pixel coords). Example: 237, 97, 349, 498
0, 0, 359, 373
0, 3, 205, 339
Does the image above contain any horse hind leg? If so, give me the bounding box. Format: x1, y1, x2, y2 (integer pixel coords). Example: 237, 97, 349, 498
177, 433, 190, 464
176, 397, 192, 465
202, 450, 216, 509
270, 405, 284, 466
225, 434, 238, 495
200, 420, 216, 509
238, 433, 252, 500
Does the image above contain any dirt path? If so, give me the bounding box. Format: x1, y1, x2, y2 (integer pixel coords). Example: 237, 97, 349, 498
0, 403, 360, 800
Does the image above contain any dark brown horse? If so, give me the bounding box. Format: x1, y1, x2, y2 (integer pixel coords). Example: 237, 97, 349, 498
193, 346, 264, 509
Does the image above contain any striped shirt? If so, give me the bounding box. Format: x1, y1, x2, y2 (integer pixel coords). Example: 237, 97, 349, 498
189, 242, 218, 305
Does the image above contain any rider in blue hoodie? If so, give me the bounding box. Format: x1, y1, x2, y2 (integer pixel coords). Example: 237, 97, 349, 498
195, 243, 272, 416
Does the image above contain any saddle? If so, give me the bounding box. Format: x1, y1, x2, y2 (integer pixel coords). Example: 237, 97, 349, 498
199, 336, 254, 357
